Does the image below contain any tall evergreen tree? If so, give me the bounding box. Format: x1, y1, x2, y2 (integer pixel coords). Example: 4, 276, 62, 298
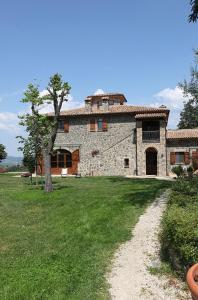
178, 51, 198, 129
189, 0, 198, 22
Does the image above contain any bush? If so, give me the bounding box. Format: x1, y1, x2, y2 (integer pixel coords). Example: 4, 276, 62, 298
160, 178, 198, 277
187, 165, 194, 178
7, 165, 27, 172
172, 177, 198, 196
171, 165, 184, 177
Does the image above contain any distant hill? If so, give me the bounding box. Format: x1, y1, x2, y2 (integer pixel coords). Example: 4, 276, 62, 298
0, 156, 23, 166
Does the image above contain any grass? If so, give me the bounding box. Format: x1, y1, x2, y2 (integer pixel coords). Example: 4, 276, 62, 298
0, 174, 170, 300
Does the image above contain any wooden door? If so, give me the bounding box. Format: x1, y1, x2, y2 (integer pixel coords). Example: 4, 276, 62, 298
68, 150, 80, 174
146, 151, 157, 175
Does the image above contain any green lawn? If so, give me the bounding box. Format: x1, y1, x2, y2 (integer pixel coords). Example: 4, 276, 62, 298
0, 174, 170, 300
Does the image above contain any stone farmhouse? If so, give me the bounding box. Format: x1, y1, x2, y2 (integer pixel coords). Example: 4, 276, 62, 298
46, 93, 198, 177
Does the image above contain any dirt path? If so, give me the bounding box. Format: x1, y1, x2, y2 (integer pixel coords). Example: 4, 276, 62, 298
108, 190, 191, 300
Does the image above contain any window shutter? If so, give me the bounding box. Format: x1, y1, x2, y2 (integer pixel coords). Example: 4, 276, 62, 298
184, 152, 190, 165
90, 119, 95, 132
64, 121, 69, 133
102, 119, 108, 131
72, 149, 80, 162
170, 152, 176, 165
192, 151, 198, 160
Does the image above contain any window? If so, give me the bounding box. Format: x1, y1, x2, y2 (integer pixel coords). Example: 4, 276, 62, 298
124, 158, 129, 168
58, 153, 65, 168
97, 118, 103, 131
51, 154, 57, 168
58, 120, 69, 132
97, 101, 102, 108
58, 120, 64, 131
109, 100, 114, 105
66, 152, 72, 167
142, 120, 160, 141
90, 118, 108, 132
142, 120, 160, 131
51, 150, 72, 168
175, 152, 185, 164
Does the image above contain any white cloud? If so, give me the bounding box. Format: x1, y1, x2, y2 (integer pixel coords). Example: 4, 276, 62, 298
0, 112, 20, 133
94, 89, 105, 95
39, 89, 49, 98
0, 112, 18, 122
153, 86, 186, 109
150, 86, 188, 129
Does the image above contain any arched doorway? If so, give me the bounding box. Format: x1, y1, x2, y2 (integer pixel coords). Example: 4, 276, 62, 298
146, 147, 157, 175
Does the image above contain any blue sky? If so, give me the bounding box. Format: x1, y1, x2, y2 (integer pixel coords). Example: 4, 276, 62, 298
0, 0, 197, 156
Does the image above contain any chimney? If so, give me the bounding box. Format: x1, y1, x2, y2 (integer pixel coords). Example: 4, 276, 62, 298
159, 105, 167, 109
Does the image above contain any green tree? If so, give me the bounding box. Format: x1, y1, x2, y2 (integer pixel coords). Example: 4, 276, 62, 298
178, 51, 198, 129
17, 135, 40, 184
19, 74, 71, 192
189, 0, 198, 22
0, 144, 7, 162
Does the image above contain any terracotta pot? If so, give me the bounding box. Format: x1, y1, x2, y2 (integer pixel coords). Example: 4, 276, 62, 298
187, 263, 198, 300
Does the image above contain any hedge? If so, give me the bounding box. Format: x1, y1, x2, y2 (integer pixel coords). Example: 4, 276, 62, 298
160, 177, 198, 277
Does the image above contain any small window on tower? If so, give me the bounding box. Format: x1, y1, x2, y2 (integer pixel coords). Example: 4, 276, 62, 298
124, 158, 129, 168
97, 101, 102, 108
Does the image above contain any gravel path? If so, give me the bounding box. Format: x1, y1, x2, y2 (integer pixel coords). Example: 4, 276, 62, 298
108, 190, 191, 300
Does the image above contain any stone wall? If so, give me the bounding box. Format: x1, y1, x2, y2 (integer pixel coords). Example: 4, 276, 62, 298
136, 119, 167, 176
54, 114, 137, 176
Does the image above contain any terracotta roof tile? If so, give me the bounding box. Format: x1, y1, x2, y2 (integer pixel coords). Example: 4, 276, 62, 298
47, 105, 169, 117
135, 113, 167, 119
167, 129, 198, 139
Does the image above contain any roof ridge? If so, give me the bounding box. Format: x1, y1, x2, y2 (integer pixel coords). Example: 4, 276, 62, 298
47, 104, 169, 117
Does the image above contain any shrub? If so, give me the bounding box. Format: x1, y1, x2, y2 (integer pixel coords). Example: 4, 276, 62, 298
172, 177, 198, 196
187, 165, 194, 178
171, 165, 184, 177
160, 178, 198, 277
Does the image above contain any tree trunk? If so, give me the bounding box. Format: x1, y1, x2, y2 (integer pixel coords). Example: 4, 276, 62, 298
43, 149, 53, 192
